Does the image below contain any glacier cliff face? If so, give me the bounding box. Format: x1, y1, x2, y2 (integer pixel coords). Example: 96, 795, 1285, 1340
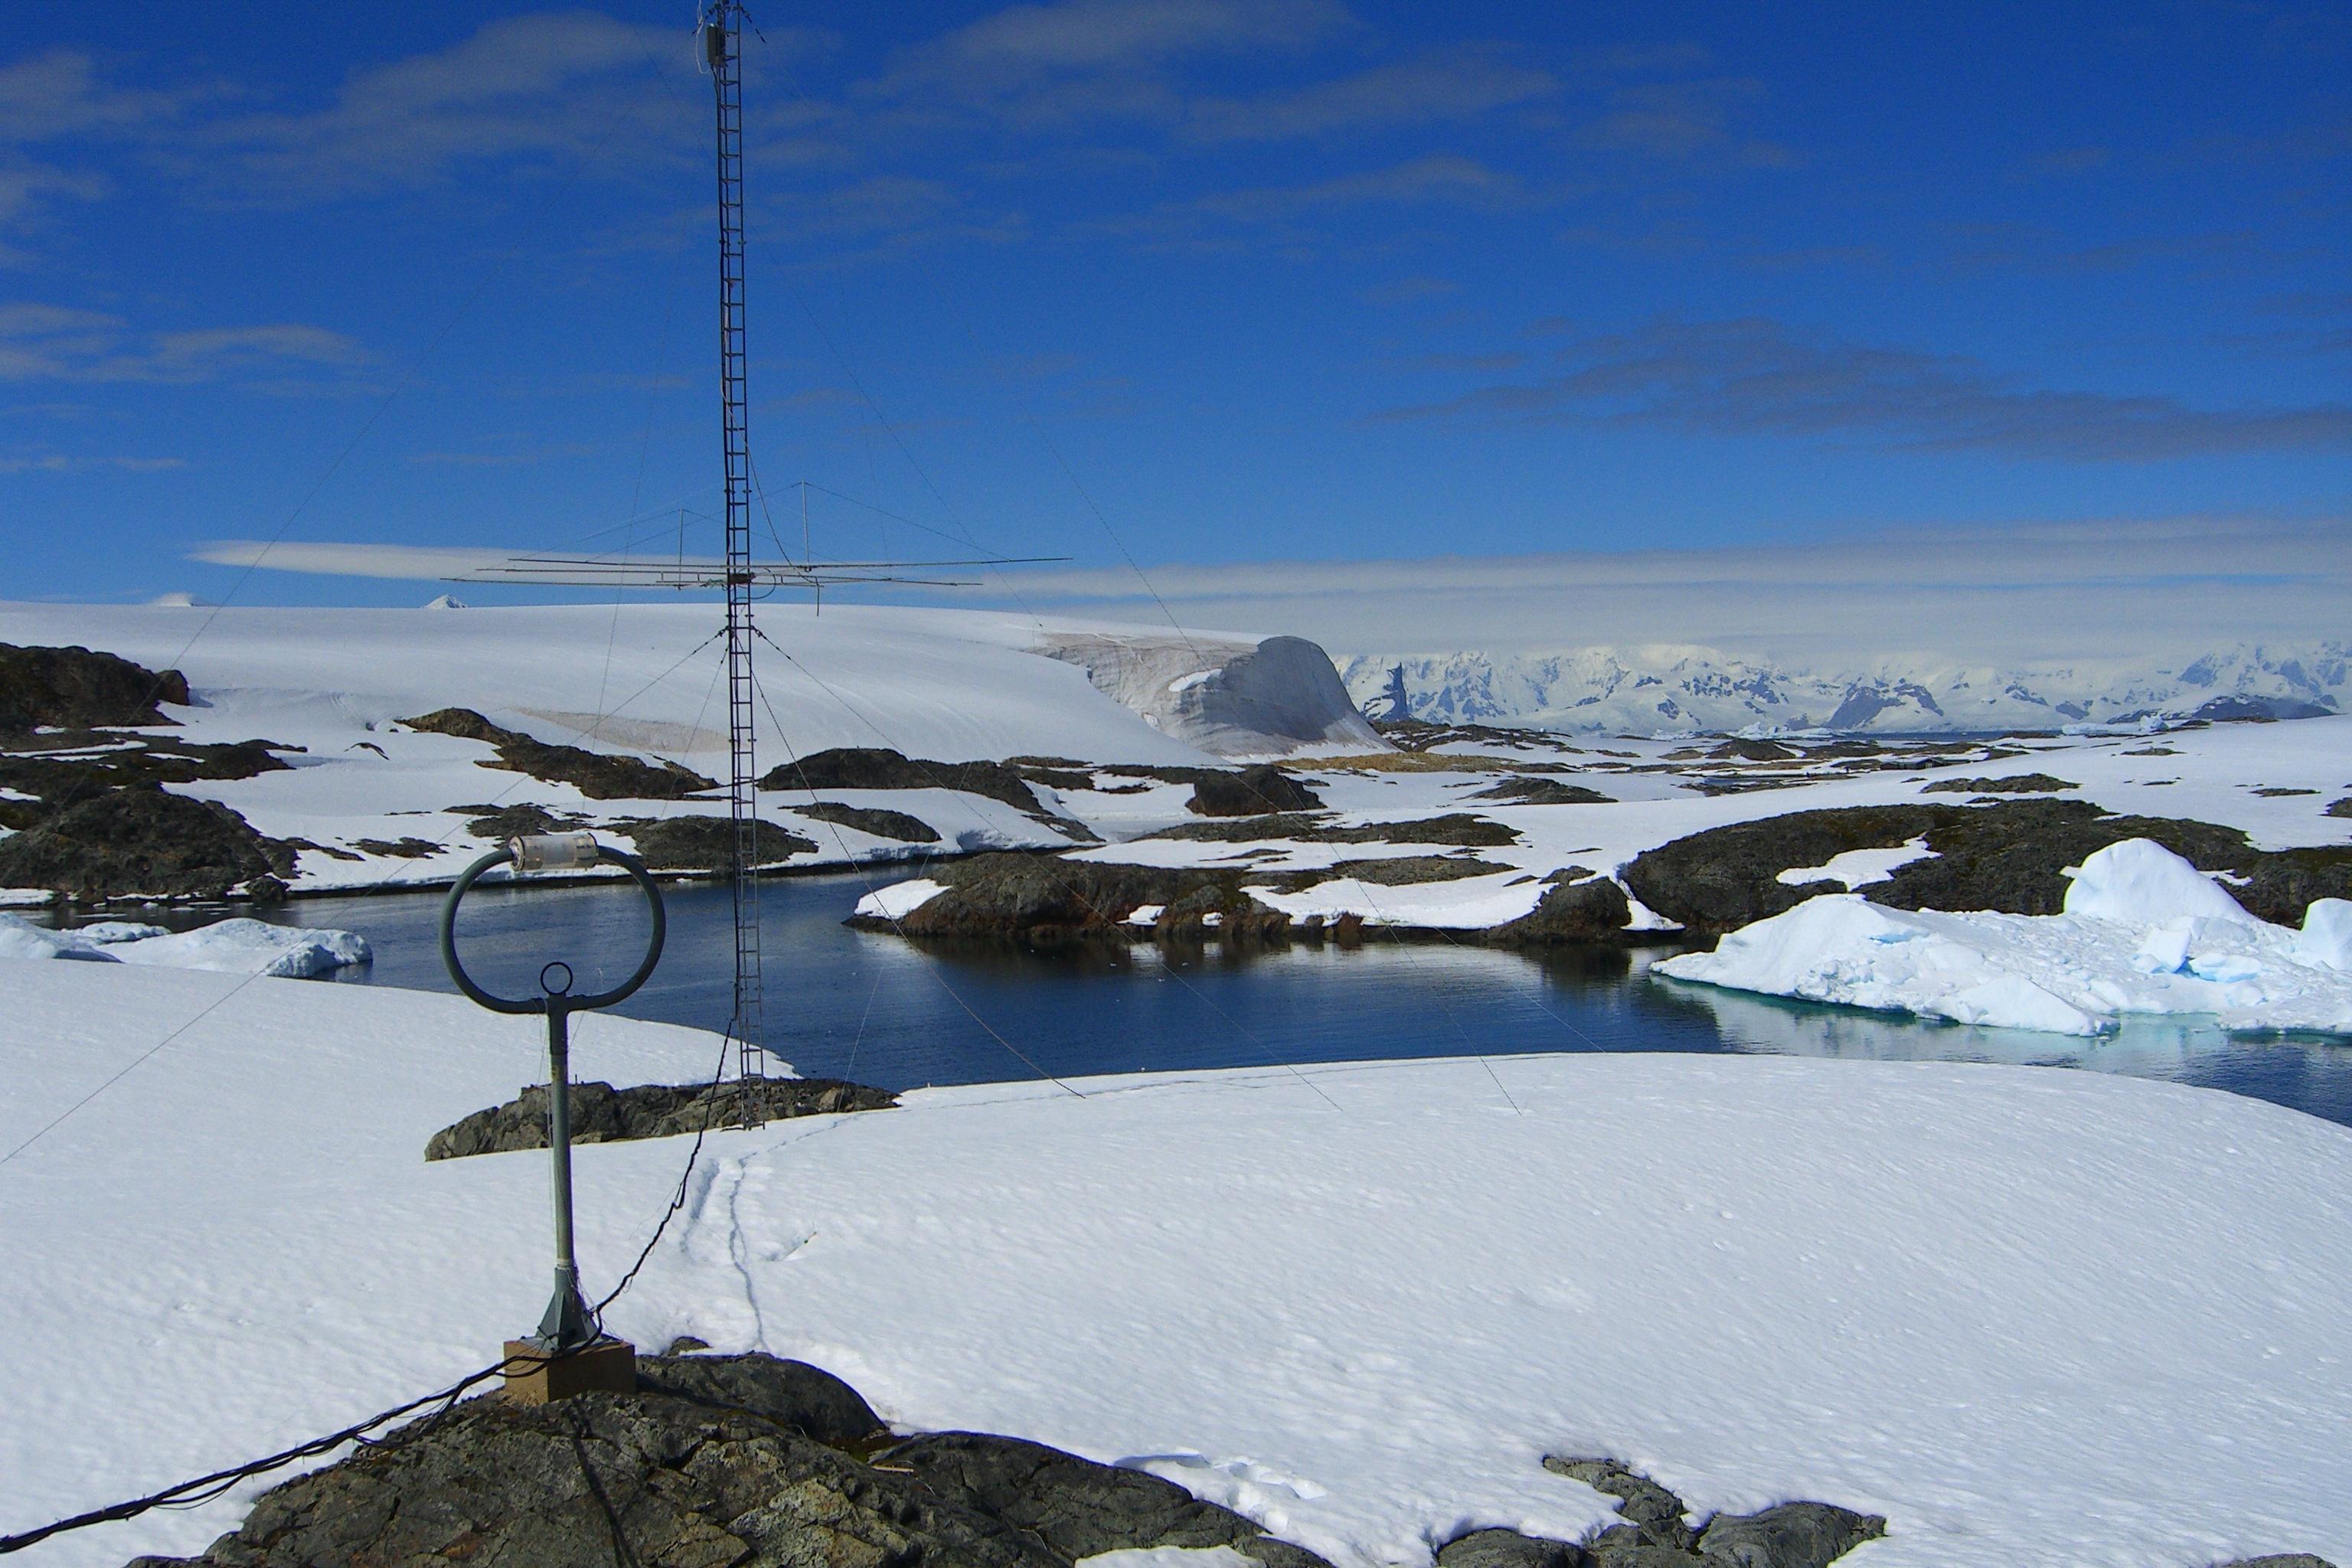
1338, 642, 2349, 734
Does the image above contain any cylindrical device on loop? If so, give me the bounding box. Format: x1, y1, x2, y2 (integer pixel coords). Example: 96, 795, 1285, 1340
512, 831, 598, 873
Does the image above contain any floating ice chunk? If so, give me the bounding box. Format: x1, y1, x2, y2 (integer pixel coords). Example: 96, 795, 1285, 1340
77, 920, 171, 945
1127, 903, 1165, 926
0, 914, 119, 962
109, 919, 371, 978
2293, 899, 2352, 971
854, 879, 949, 921
2061, 838, 2251, 925
0, 913, 367, 976
1655, 889, 2352, 1037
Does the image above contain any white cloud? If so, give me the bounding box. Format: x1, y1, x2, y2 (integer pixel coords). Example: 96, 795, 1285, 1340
185, 515, 2350, 670
975, 514, 2352, 665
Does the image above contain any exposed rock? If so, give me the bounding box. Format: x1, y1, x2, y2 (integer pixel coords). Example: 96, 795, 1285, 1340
128, 1378, 1065, 1568
0, 739, 292, 828
1919, 773, 2076, 794
1470, 778, 1614, 805
1004, 758, 1099, 792
760, 746, 1044, 813
2327, 798, 2351, 818
127, 1354, 1344, 1568
0, 782, 294, 901
350, 835, 439, 858
403, 708, 717, 799
426, 1076, 898, 1159
2236, 847, 2352, 929
1695, 1504, 1885, 1568
1318, 856, 1514, 886
1622, 800, 2315, 935
1708, 739, 1796, 762
632, 1353, 886, 1448
877, 854, 1258, 940
1488, 873, 1633, 945
1540, 1457, 1883, 1568
1437, 1527, 1583, 1568
0, 642, 188, 732
615, 815, 818, 871
2214, 1556, 2339, 1567
452, 802, 590, 841
1191, 765, 1325, 817
1148, 813, 1520, 849
1544, 1458, 1692, 1547
792, 800, 942, 843
877, 1431, 1333, 1568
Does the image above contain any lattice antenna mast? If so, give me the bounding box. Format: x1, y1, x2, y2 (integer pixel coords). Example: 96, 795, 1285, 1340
705, 1, 764, 1106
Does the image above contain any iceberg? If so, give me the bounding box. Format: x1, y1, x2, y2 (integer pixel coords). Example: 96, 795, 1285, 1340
1655, 840, 2352, 1036
0, 912, 369, 978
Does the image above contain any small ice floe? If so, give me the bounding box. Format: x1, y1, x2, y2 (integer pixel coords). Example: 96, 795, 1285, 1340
1126, 903, 1165, 927
1655, 840, 2352, 1036
854, 879, 949, 920
0, 913, 370, 977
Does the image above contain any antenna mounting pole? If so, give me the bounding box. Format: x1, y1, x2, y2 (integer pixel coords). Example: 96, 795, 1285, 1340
707, 0, 766, 1117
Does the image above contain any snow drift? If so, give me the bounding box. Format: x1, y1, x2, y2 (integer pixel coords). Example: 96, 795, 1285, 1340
3, 962, 2347, 1567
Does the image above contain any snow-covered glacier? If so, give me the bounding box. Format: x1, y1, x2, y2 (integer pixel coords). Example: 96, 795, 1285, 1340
1338, 641, 2349, 734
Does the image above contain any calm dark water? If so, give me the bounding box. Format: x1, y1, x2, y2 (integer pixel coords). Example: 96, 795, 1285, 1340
69, 874, 2352, 1128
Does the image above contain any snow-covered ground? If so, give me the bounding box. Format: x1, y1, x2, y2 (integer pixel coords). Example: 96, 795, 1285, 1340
1056, 716, 2352, 929
0, 600, 1247, 897
1657, 841, 2352, 1035
2, 962, 2347, 1568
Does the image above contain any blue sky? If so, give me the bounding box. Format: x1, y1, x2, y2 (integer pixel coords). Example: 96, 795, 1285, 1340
2, 1, 2347, 640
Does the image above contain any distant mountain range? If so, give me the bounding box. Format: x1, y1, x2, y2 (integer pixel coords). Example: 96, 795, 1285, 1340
1334, 642, 2349, 735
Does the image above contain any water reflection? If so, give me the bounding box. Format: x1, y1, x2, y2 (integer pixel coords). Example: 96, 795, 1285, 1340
52, 874, 2351, 1127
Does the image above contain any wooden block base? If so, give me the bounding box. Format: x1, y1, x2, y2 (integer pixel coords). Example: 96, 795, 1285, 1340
502, 1337, 636, 1404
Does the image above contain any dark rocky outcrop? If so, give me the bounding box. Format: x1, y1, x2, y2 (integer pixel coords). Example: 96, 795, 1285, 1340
1538, 1456, 1883, 1568
615, 815, 819, 871
2216, 1557, 2339, 1567
403, 708, 717, 800
2236, 847, 2352, 928
1148, 813, 1520, 849
1191, 765, 1325, 817
0, 739, 292, 830
128, 1354, 1342, 1568
1622, 799, 2340, 936
2327, 798, 2351, 818
631, 1352, 888, 1448
0, 642, 188, 732
452, 802, 590, 841
1470, 778, 1615, 806
793, 800, 942, 843
1488, 872, 1633, 946
877, 1432, 1331, 1568
1708, 739, 1797, 762
127, 1380, 1060, 1568
349, 835, 439, 858
760, 747, 1044, 813
1438, 1528, 1582, 1568
0, 782, 295, 901
1919, 773, 2076, 794
871, 854, 1269, 941
426, 1076, 897, 1159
